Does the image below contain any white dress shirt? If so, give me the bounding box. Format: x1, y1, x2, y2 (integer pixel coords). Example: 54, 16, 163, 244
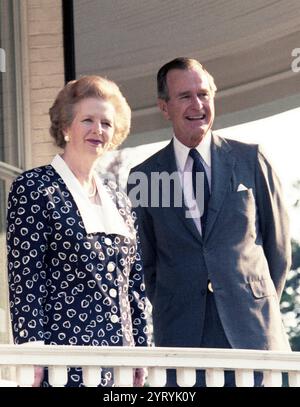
173, 132, 212, 235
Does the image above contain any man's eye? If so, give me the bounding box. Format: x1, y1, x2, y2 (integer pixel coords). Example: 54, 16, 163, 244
82, 118, 92, 123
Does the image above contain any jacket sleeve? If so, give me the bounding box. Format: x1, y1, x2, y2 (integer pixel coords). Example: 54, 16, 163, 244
6, 174, 49, 344
116, 186, 150, 347
129, 210, 152, 346
120, 193, 150, 347
255, 145, 291, 299
127, 168, 157, 304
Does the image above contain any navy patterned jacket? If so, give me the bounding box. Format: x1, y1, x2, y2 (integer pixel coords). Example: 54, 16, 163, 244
7, 165, 149, 349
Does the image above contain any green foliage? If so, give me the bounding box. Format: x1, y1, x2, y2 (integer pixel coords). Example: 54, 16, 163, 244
281, 238, 300, 350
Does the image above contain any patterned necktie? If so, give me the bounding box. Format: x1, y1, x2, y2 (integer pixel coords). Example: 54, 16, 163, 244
189, 148, 210, 236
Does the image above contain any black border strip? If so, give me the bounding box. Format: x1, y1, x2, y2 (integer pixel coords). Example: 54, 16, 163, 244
62, 0, 76, 83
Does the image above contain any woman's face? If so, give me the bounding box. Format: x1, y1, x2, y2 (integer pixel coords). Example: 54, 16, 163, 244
64, 97, 116, 159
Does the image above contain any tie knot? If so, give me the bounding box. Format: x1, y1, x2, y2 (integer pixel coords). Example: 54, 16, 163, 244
189, 148, 201, 162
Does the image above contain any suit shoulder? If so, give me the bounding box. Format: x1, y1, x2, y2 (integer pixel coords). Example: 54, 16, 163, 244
130, 151, 161, 173
222, 136, 258, 152
219, 136, 259, 162
130, 143, 171, 173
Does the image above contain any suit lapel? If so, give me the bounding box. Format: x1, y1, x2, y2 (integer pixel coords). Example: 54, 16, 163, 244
204, 134, 236, 241
157, 140, 203, 243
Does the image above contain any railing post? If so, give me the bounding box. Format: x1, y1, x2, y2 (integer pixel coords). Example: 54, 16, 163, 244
205, 368, 224, 387
176, 367, 196, 387
263, 370, 282, 387
114, 367, 133, 387
16, 365, 35, 387
235, 369, 254, 387
48, 366, 68, 387
288, 371, 300, 387
147, 367, 167, 387
0, 379, 17, 387
82, 366, 101, 387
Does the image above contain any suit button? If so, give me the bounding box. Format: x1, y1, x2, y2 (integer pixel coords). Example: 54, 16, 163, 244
107, 262, 115, 272
109, 288, 117, 298
104, 238, 112, 246
208, 281, 214, 292
110, 315, 119, 323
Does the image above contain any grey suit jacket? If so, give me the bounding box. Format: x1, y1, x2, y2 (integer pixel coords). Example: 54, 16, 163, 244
128, 134, 291, 350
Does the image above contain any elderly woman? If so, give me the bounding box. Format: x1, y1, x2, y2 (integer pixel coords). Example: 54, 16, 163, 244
6, 76, 149, 387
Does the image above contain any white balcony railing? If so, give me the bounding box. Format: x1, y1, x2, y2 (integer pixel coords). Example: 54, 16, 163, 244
0, 345, 300, 387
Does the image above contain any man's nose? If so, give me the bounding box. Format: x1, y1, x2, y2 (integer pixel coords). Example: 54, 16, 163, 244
191, 95, 203, 108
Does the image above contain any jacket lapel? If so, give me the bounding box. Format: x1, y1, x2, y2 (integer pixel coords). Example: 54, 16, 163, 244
157, 140, 203, 243
204, 134, 236, 241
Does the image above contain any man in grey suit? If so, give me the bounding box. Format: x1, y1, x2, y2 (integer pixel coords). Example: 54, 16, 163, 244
127, 57, 291, 386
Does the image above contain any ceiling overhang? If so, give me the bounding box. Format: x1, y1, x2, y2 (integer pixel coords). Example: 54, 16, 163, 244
73, 0, 300, 134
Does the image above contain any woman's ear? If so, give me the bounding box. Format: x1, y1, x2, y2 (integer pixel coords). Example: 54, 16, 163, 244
62, 129, 70, 143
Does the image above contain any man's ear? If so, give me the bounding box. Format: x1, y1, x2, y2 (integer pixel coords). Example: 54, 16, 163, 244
157, 98, 170, 120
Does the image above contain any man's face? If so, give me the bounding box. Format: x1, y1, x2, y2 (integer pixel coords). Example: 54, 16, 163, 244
158, 67, 215, 148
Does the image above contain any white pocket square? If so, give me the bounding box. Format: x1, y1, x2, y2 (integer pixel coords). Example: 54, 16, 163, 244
237, 183, 248, 192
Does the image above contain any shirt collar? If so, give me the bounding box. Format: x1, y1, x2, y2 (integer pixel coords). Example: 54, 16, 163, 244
173, 131, 212, 171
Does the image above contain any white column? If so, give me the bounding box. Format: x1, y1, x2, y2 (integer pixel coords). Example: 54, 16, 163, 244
48, 365, 68, 387
176, 367, 196, 386
205, 368, 225, 387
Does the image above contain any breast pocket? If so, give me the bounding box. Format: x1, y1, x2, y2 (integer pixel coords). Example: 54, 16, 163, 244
249, 278, 277, 298
218, 189, 257, 241
228, 188, 255, 212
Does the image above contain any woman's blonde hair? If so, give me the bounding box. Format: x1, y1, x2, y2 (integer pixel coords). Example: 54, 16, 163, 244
49, 75, 131, 149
